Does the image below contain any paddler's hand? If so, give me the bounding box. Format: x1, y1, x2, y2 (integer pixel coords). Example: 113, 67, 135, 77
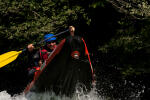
27, 44, 34, 52
69, 26, 75, 36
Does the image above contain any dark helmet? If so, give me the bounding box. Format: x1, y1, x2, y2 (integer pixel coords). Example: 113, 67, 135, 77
44, 33, 56, 43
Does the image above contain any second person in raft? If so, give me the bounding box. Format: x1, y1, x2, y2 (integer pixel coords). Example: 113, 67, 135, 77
27, 33, 57, 76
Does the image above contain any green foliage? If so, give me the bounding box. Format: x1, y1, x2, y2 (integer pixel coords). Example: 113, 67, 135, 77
89, 0, 107, 8
0, 0, 93, 52
98, 13, 150, 76
107, 0, 150, 19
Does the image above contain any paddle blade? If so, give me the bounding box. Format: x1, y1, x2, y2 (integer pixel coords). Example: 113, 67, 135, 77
0, 51, 22, 68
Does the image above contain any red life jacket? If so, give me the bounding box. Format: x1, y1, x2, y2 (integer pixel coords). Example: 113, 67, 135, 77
34, 49, 49, 71
39, 48, 49, 61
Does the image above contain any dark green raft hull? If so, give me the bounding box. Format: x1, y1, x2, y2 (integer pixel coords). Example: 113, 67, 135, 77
24, 36, 94, 96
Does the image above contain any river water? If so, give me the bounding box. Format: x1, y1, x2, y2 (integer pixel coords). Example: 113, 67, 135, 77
0, 87, 106, 100
0, 81, 144, 100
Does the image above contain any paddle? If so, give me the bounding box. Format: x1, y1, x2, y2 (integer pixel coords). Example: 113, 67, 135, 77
0, 29, 69, 68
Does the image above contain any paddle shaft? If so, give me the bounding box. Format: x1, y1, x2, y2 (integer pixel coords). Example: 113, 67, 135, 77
22, 29, 69, 52
37, 29, 69, 45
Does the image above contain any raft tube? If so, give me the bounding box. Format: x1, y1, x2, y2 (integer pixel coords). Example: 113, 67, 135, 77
24, 36, 94, 96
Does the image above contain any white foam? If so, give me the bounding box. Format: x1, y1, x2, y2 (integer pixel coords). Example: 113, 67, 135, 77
0, 91, 27, 100
0, 88, 105, 100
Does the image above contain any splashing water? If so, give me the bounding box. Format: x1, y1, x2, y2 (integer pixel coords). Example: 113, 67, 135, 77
0, 87, 106, 100
0, 91, 26, 100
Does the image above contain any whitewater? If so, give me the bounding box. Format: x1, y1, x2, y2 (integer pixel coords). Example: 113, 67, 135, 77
0, 86, 106, 100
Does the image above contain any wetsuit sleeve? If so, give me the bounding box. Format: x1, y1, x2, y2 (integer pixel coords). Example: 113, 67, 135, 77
24, 48, 40, 67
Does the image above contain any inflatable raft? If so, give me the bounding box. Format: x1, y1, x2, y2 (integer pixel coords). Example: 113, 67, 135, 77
24, 36, 94, 96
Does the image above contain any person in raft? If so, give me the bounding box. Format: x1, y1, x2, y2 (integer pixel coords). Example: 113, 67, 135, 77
27, 33, 57, 76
